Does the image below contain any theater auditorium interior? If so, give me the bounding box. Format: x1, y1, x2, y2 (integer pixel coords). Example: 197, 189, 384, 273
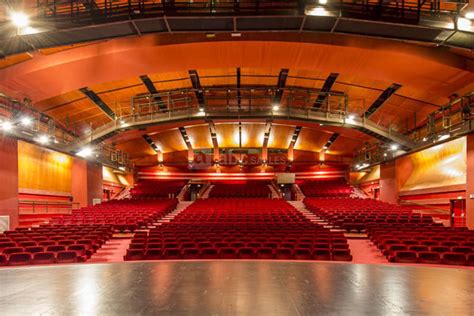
0, 0, 473, 315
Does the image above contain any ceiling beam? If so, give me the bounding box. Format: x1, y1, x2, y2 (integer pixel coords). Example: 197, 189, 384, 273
142, 134, 163, 162
262, 121, 272, 163
313, 73, 339, 109
322, 132, 340, 151
273, 69, 289, 105
79, 87, 116, 120
236, 67, 241, 110
188, 70, 205, 110
208, 121, 219, 162
288, 125, 302, 161
362, 83, 402, 118
178, 126, 194, 162
139, 75, 167, 110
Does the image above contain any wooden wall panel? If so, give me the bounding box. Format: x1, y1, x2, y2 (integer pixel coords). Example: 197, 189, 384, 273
18, 141, 73, 194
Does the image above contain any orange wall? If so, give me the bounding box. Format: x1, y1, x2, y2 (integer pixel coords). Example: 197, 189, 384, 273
18, 141, 73, 195
397, 137, 466, 192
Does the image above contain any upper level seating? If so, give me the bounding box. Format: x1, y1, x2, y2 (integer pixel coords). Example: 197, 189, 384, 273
0, 224, 113, 266
299, 179, 353, 197
124, 198, 352, 261
49, 199, 178, 231
130, 180, 186, 199
209, 183, 271, 198
368, 225, 474, 266
304, 198, 437, 232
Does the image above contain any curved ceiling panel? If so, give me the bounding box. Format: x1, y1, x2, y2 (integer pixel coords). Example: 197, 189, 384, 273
1, 35, 472, 105
150, 129, 187, 153
187, 125, 212, 149
268, 125, 294, 149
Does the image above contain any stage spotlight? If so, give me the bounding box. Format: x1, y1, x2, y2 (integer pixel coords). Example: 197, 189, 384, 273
37, 135, 49, 144
1, 121, 13, 131
10, 11, 29, 28
76, 147, 93, 158
21, 117, 32, 126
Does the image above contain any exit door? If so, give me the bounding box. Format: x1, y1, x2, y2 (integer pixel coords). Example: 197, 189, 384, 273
450, 199, 466, 227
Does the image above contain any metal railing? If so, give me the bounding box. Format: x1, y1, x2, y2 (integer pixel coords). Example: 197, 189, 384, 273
19, 200, 81, 214
72, 86, 414, 151
33, 0, 456, 26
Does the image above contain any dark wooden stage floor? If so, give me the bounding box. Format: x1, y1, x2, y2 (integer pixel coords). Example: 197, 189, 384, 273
1, 261, 473, 315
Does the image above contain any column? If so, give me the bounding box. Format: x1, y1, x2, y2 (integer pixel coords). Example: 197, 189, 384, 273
465, 134, 474, 229
379, 161, 398, 205
0, 137, 19, 229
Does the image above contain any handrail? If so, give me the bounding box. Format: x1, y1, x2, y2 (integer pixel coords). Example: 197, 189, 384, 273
72, 86, 415, 151
19, 200, 81, 214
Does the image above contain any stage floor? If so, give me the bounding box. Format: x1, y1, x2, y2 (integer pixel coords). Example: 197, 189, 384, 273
1, 261, 473, 315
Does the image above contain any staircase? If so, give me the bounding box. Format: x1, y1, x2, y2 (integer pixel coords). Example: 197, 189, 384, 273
115, 186, 132, 200
268, 184, 281, 199
351, 186, 369, 199
288, 201, 328, 226
293, 184, 305, 201
154, 201, 193, 225
177, 183, 189, 201
200, 184, 213, 199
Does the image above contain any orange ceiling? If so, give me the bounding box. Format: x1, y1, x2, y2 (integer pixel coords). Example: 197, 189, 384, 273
0, 32, 472, 162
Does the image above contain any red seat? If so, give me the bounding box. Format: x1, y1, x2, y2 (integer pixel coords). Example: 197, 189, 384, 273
219, 248, 238, 259
417, 252, 441, 264
56, 251, 79, 263
238, 248, 255, 259
332, 249, 353, 261
24, 246, 44, 254
313, 249, 331, 260
163, 248, 181, 259
293, 248, 312, 260
32, 252, 56, 264
0, 254, 7, 266
144, 249, 164, 260
124, 249, 144, 261
393, 251, 417, 263
8, 253, 32, 266
441, 253, 466, 266
181, 248, 200, 259
467, 254, 474, 266
275, 248, 293, 260
200, 248, 219, 259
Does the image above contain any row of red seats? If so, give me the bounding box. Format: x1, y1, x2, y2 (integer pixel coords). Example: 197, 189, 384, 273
125, 199, 353, 261
304, 198, 437, 232
209, 184, 271, 198
0, 224, 113, 267
299, 180, 353, 197
130, 180, 186, 198
49, 199, 178, 231
125, 247, 352, 261
369, 226, 474, 266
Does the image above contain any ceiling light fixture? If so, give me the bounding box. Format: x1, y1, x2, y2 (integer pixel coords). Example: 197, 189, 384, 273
465, 11, 474, 20
1, 121, 13, 131
37, 135, 49, 144
76, 147, 93, 158
21, 117, 32, 126
10, 11, 29, 28
390, 144, 399, 151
